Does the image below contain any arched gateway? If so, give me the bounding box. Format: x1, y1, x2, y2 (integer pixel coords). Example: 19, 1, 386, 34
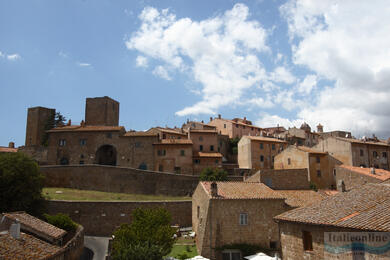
95, 145, 117, 166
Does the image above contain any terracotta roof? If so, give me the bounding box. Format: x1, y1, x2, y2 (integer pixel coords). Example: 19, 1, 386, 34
335, 137, 390, 147
201, 181, 285, 200
243, 136, 287, 143
124, 131, 158, 137
3, 212, 66, 240
47, 125, 125, 133
189, 129, 218, 133
148, 128, 187, 136
297, 146, 327, 155
212, 118, 262, 129
0, 232, 62, 260
0, 146, 18, 153
277, 190, 326, 208
194, 152, 223, 158
338, 165, 390, 181
274, 183, 390, 231
154, 139, 193, 145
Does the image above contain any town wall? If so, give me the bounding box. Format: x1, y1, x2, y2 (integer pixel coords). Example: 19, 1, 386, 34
46, 200, 192, 236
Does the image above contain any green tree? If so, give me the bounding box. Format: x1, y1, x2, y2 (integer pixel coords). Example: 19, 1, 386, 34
41, 112, 66, 146
199, 167, 228, 181
44, 213, 78, 232
111, 208, 176, 260
229, 137, 240, 155
0, 152, 45, 216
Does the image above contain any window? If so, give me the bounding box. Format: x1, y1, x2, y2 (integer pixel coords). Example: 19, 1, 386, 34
333, 169, 336, 176
158, 165, 163, 171
317, 170, 322, 177
222, 251, 241, 260
360, 149, 364, 156
59, 139, 66, 146
239, 213, 248, 225
174, 167, 181, 174
135, 142, 142, 148
224, 124, 226, 128
200, 145, 203, 151
383, 152, 387, 158
80, 139, 87, 146
260, 155, 264, 162
219, 141, 223, 147
79, 160, 84, 165
180, 150, 185, 156
106, 132, 112, 138
138, 163, 147, 170
194, 159, 200, 164
272, 156, 274, 163
157, 150, 166, 156
235, 124, 238, 128
302, 231, 313, 251
243, 125, 245, 129
199, 136, 203, 141
60, 157, 69, 165
210, 145, 214, 151
192, 123, 196, 127
260, 143, 264, 149
288, 158, 291, 165
270, 241, 277, 249
215, 159, 219, 164
373, 151, 378, 158
316, 156, 320, 163
80, 154, 85, 159
272, 144, 275, 150
162, 134, 166, 139
178, 136, 181, 139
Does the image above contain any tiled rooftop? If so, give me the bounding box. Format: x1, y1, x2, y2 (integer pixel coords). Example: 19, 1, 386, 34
338, 165, 390, 181
189, 129, 218, 133
0, 232, 61, 260
274, 183, 390, 231
277, 190, 326, 208
154, 139, 193, 145
47, 125, 124, 132
194, 152, 223, 158
336, 137, 390, 147
244, 136, 287, 143
123, 131, 158, 137
0, 146, 18, 153
201, 181, 285, 200
3, 212, 66, 240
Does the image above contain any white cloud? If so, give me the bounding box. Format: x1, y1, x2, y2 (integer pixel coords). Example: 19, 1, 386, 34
136, 55, 148, 68
153, 65, 171, 80
58, 51, 68, 58
127, 4, 269, 116
1, 52, 21, 61
0, 51, 4, 58
78, 62, 91, 67
297, 74, 317, 94
248, 96, 274, 109
280, 0, 390, 137
269, 66, 296, 84
255, 113, 303, 128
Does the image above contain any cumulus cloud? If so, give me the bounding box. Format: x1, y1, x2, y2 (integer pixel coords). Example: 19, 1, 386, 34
269, 66, 296, 84
256, 113, 303, 128
280, 0, 390, 137
127, 4, 269, 116
153, 65, 171, 80
136, 55, 148, 68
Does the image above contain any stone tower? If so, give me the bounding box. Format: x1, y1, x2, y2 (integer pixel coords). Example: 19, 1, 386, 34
85, 96, 119, 126
25, 106, 55, 146
317, 123, 324, 133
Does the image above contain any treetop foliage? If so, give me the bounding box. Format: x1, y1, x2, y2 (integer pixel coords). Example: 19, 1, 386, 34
199, 167, 228, 181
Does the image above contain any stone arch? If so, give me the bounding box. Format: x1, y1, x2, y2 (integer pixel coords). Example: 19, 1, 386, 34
95, 145, 117, 166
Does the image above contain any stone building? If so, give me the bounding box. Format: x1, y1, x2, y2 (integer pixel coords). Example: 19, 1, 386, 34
274, 183, 390, 260
147, 127, 187, 140
153, 139, 193, 174
277, 123, 319, 147
274, 145, 339, 189
314, 136, 390, 170
0, 142, 17, 153
85, 96, 119, 126
25, 106, 55, 146
335, 164, 390, 192
182, 120, 217, 131
0, 211, 84, 260
192, 182, 326, 260
208, 115, 263, 139
237, 136, 287, 171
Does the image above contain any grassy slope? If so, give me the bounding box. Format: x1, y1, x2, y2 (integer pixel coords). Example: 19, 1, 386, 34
43, 187, 191, 201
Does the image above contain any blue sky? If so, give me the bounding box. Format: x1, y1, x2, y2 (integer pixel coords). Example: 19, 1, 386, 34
1, 0, 390, 146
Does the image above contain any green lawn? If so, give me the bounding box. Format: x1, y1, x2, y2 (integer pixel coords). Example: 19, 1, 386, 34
42, 187, 191, 201
167, 244, 198, 259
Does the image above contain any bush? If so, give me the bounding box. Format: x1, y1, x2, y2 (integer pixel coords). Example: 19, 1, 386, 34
177, 253, 189, 260
0, 152, 45, 216
44, 213, 78, 232
199, 167, 228, 181
310, 182, 318, 192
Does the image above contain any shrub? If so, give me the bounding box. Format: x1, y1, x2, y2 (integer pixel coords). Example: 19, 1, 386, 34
199, 167, 228, 181
44, 213, 78, 232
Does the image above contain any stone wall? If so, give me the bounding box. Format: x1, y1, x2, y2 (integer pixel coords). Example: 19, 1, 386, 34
46, 200, 192, 236
245, 169, 310, 190
41, 165, 243, 197
335, 166, 382, 191
41, 165, 200, 196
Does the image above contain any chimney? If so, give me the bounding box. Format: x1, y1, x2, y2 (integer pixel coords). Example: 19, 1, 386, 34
201, 120, 204, 123
187, 119, 189, 124
210, 182, 218, 197
244, 117, 246, 121
337, 180, 346, 192
10, 219, 20, 239
67, 119, 71, 126
80, 120, 85, 127
371, 167, 376, 174
218, 114, 221, 119
8, 142, 15, 148
210, 117, 213, 122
